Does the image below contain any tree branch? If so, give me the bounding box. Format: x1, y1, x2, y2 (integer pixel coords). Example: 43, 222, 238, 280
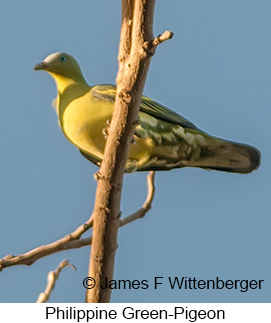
0, 216, 93, 270
86, 0, 157, 303
119, 171, 155, 226
0, 171, 155, 269
152, 30, 174, 47
36, 260, 76, 303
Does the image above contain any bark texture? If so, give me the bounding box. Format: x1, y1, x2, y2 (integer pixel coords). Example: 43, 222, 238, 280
86, 0, 157, 303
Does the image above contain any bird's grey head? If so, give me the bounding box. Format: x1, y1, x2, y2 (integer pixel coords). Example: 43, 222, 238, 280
34, 52, 84, 81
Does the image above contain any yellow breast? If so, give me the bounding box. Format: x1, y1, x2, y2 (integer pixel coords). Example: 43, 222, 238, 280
61, 91, 113, 160
58, 87, 155, 171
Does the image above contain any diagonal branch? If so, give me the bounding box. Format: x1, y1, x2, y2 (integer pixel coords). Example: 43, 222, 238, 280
0, 171, 155, 269
0, 215, 93, 270
36, 259, 76, 303
120, 171, 155, 226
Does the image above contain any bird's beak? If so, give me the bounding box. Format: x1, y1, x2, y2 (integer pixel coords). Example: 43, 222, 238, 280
34, 61, 48, 71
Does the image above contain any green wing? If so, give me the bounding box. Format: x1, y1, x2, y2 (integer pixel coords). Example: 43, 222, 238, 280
91, 84, 198, 130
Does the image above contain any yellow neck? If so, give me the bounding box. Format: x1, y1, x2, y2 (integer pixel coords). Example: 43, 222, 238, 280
49, 72, 86, 94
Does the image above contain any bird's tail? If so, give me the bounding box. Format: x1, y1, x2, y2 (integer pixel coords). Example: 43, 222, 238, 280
188, 136, 261, 174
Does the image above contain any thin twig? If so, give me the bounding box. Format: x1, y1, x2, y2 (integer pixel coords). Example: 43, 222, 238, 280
0, 171, 155, 270
152, 30, 174, 46
148, 31, 174, 56
36, 260, 76, 303
0, 216, 93, 270
120, 171, 155, 226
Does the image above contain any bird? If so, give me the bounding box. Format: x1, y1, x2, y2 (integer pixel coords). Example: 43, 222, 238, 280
34, 52, 260, 174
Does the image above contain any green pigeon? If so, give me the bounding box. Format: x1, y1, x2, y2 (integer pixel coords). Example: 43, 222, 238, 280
34, 52, 260, 173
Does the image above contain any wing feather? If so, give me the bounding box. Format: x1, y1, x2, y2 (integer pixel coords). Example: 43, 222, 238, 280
91, 84, 198, 129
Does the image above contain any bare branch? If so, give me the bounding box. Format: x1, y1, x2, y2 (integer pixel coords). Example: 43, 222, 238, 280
49, 171, 156, 249
118, 0, 134, 65
36, 260, 76, 303
0, 216, 93, 270
152, 30, 174, 47
120, 171, 155, 226
0, 171, 155, 269
86, 0, 157, 303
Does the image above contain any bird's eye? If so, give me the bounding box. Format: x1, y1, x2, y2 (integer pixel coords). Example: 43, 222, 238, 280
60, 55, 67, 62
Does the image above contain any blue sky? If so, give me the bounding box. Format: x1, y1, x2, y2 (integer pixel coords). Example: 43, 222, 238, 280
0, 0, 270, 302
